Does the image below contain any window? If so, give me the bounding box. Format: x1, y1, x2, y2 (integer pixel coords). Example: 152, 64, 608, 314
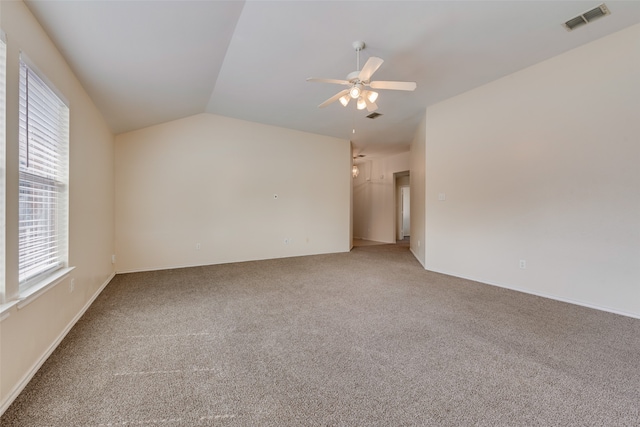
18, 58, 69, 291
0, 32, 6, 296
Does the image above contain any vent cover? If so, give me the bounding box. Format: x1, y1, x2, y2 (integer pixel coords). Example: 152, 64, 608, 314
366, 112, 382, 119
564, 3, 610, 31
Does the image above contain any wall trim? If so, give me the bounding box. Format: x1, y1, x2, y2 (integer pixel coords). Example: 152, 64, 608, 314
410, 248, 426, 268
115, 250, 350, 275
425, 267, 640, 320
0, 272, 115, 416
115, 258, 280, 275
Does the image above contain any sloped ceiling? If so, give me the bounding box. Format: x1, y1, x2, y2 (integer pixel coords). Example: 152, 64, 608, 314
24, 1, 640, 158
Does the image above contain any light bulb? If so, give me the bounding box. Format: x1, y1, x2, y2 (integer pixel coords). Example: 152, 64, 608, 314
366, 91, 378, 103
356, 96, 366, 110
350, 83, 362, 99
339, 95, 350, 107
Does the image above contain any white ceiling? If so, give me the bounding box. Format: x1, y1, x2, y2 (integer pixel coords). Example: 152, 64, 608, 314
24, 0, 640, 159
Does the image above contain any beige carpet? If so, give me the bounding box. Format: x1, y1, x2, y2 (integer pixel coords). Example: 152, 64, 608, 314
2, 244, 639, 426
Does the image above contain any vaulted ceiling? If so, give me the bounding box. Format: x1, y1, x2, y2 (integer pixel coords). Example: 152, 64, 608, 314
24, 1, 640, 158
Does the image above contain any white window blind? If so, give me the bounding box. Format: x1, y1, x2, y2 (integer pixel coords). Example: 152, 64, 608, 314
18, 59, 69, 290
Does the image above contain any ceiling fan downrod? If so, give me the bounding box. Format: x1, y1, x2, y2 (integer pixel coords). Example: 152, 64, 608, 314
353, 41, 365, 72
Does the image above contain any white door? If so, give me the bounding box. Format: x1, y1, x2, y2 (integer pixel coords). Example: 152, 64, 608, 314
402, 186, 410, 237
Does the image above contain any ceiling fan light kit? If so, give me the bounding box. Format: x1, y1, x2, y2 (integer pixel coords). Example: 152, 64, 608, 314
307, 40, 417, 112
350, 83, 363, 99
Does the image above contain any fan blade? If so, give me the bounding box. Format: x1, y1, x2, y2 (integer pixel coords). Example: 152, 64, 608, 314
361, 90, 378, 112
318, 89, 350, 108
307, 77, 351, 85
358, 57, 384, 82
369, 80, 417, 91
364, 98, 378, 113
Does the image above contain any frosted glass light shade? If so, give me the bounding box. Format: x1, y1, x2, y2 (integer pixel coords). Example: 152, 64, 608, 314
350, 83, 362, 99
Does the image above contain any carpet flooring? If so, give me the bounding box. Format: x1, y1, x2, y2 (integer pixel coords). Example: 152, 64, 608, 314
2, 244, 639, 426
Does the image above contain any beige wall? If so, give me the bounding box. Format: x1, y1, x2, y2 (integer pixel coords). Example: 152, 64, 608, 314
1, 1, 115, 412
352, 151, 409, 243
115, 113, 351, 273
422, 24, 640, 317
410, 116, 426, 266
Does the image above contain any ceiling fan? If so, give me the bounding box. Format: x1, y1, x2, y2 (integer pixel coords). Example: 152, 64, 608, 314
307, 41, 417, 112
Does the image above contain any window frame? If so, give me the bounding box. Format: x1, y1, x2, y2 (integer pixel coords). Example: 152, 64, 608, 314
17, 55, 70, 293
0, 30, 6, 302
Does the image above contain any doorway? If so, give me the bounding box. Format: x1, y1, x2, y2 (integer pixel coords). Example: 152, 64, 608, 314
394, 171, 410, 242
400, 186, 410, 240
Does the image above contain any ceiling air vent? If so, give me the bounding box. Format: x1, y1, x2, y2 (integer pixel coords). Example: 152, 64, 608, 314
564, 3, 610, 31
366, 112, 382, 119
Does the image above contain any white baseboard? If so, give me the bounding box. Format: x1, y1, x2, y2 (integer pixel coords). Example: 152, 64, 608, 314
0, 272, 115, 416
410, 248, 426, 268
115, 249, 352, 275
425, 267, 640, 320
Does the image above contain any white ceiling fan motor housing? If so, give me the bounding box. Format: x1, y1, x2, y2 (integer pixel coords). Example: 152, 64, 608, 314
347, 70, 361, 82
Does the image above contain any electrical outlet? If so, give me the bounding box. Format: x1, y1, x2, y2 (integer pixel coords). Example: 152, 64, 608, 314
196, 243, 201, 250
111, 254, 116, 264
284, 238, 289, 245
69, 278, 75, 293
519, 260, 526, 269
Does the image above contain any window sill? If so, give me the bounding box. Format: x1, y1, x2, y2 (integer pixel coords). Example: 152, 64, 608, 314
16, 267, 76, 310
0, 300, 18, 322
